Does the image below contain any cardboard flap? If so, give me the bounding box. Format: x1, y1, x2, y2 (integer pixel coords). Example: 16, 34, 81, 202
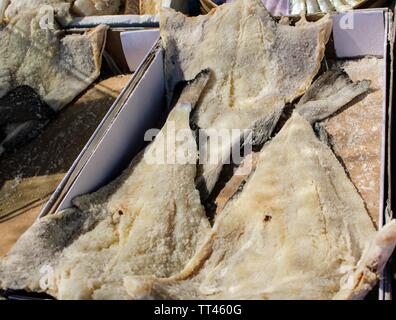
121, 29, 160, 72
333, 10, 386, 58
58, 49, 165, 210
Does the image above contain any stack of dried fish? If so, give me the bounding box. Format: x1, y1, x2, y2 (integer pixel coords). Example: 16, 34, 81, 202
0, 0, 395, 300
0, 0, 168, 20
71, 0, 165, 15
200, 0, 383, 15
290, 0, 375, 15
200, 0, 290, 15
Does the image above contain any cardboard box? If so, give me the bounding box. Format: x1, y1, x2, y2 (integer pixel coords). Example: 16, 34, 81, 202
388, 1, 396, 299
39, 9, 394, 300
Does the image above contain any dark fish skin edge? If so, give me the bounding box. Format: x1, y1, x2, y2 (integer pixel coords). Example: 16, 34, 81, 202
0, 86, 55, 153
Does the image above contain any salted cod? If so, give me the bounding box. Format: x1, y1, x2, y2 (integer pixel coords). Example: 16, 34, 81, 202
0, 9, 107, 110
140, 0, 163, 14
72, 0, 123, 16
0, 70, 212, 299
290, 0, 365, 15
3, 0, 142, 17
0, 9, 107, 153
3, 0, 74, 24
120, 72, 396, 300
215, 68, 372, 213
72, 0, 163, 15
161, 0, 333, 196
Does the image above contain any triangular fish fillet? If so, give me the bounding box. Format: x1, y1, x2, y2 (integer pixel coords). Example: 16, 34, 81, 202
123, 113, 396, 300
0, 9, 107, 111
160, 0, 333, 194
214, 68, 371, 214
0, 71, 212, 299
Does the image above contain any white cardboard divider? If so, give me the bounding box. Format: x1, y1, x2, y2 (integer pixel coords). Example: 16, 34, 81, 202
40, 33, 162, 217
121, 29, 160, 72
67, 14, 160, 29
58, 50, 165, 210
333, 10, 385, 58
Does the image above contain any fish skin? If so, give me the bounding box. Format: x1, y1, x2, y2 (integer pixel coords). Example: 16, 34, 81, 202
0, 86, 55, 154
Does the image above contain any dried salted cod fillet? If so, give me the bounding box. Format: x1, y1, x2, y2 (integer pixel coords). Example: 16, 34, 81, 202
334, 220, 396, 300
4, 0, 73, 24
0, 70, 212, 299
5, 0, 124, 18
0, 9, 107, 111
123, 112, 396, 300
160, 0, 332, 195
124, 0, 139, 14
72, 0, 122, 16
140, 0, 163, 14
215, 68, 370, 214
